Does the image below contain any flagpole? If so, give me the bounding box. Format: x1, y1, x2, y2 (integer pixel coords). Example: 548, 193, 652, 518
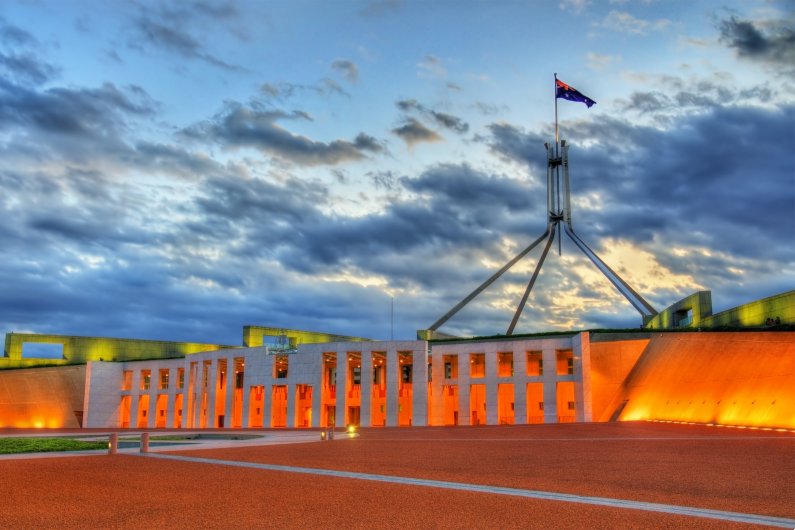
554, 73, 561, 255
554, 73, 559, 156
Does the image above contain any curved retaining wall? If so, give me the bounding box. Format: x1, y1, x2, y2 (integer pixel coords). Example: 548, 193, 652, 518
607, 332, 794, 428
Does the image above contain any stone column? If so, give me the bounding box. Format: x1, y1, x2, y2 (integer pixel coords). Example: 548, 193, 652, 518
542, 347, 558, 423
430, 349, 444, 426
205, 361, 217, 428
312, 357, 324, 428
188, 363, 200, 428
513, 346, 527, 425
572, 332, 593, 422
147, 384, 157, 429
360, 350, 373, 427
129, 370, 140, 429
485, 349, 498, 425
165, 392, 176, 429
412, 344, 429, 427
334, 348, 347, 428
385, 346, 398, 427
241, 378, 250, 429
458, 352, 471, 426
286, 383, 296, 428
262, 384, 272, 428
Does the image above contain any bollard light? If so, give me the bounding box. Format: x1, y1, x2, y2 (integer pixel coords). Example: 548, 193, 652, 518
108, 433, 118, 455
140, 432, 150, 453
346, 424, 356, 434
320, 429, 327, 441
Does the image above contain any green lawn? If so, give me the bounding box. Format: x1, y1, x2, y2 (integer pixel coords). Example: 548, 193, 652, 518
0, 437, 108, 454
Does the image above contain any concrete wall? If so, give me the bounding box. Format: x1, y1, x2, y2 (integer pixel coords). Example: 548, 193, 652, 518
645, 291, 712, 330
0, 365, 86, 428
589, 334, 650, 422
700, 291, 794, 328
606, 332, 795, 429
645, 290, 794, 330
1, 333, 239, 369
243, 326, 377, 347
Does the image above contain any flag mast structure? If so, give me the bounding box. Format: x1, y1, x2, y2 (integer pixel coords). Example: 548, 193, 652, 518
425, 75, 658, 337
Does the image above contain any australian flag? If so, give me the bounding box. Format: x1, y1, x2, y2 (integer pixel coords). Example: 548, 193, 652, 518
556, 79, 596, 108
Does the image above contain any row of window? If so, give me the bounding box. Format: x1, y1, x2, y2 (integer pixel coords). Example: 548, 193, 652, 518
121, 369, 185, 391
436, 351, 575, 380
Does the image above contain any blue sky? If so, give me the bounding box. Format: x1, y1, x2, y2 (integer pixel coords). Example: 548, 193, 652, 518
0, 0, 792, 346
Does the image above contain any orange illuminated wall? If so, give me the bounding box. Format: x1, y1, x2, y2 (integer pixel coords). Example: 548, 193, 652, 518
119, 396, 131, 428
442, 385, 458, 425
526, 383, 544, 424
589, 337, 650, 422
249, 386, 264, 428
173, 394, 183, 428
0, 365, 87, 428
470, 384, 486, 425
295, 385, 313, 427
556, 382, 575, 423
605, 332, 795, 429
371, 353, 386, 427
155, 394, 168, 428
497, 384, 514, 425
271, 385, 288, 428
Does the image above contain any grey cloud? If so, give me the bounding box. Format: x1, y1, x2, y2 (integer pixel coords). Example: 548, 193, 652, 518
0, 78, 156, 142
619, 82, 776, 114
418, 54, 445, 77
331, 59, 359, 83
474, 101, 507, 115
358, 0, 402, 18
395, 99, 469, 133
369, 170, 401, 192
259, 78, 348, 100
0, 51, 60, 85
130, 17, 244, 71
181, 104, 385, 166
0, 18, 37, 47
719, 16, 795, 66
428, 110, 468, 133
392, 118, 444, 147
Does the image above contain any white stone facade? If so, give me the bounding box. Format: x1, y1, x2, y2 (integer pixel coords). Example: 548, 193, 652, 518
83, 334, 592, 429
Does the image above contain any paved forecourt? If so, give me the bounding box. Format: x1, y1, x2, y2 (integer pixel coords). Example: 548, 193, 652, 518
0, 422, 792, 529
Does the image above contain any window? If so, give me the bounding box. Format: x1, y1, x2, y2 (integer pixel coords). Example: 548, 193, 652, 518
141, 370, 151, 391
353, 366, 361, 385
470, 354, 485, 378
178, 369, 185, 389
567, 358, 574, 375
567, 401, 575, 411
526, 352, 543, 376
159, 370, 169, 390
539, 402, 544, 411
235, 372, 244, 389
402, 364, 412, 383
443, 355, 458, 379
498, 352, 514, 377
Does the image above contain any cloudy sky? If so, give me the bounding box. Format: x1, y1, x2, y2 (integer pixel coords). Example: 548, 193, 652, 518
0, 0, 792, 346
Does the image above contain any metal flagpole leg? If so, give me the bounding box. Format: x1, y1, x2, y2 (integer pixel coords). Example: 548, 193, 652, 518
428, 228, 551, 332
563, 224, 657, 318
506, 225, 557, 335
